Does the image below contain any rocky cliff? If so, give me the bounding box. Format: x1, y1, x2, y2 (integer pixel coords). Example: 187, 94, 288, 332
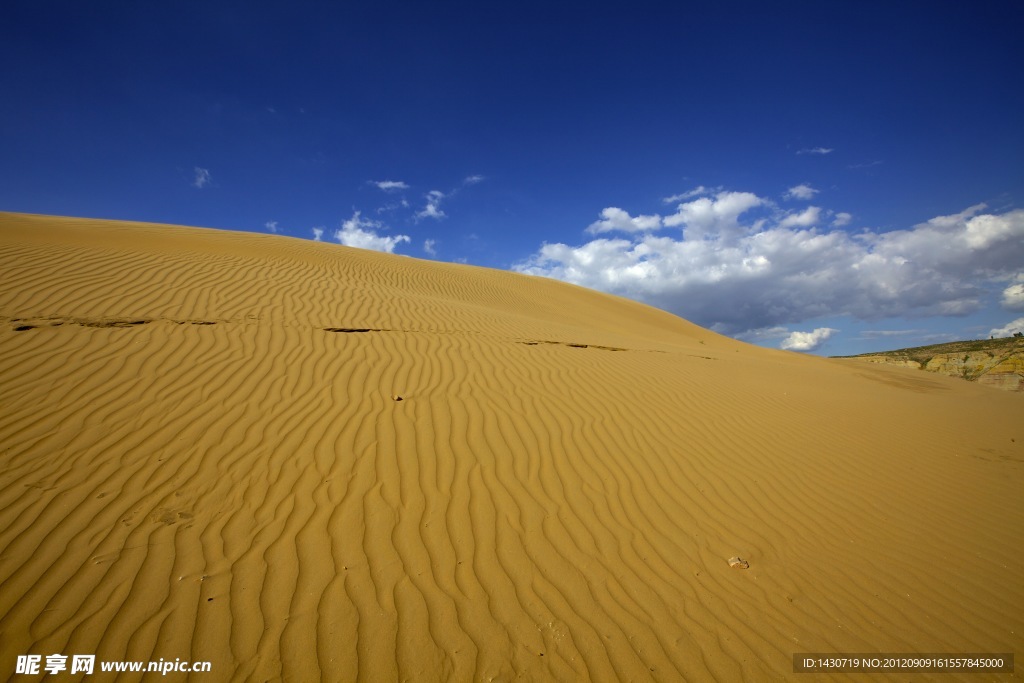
836, 337, 1024, 392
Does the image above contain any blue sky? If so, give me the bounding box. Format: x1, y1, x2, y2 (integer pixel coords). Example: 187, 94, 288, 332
2, 1, 1022, 355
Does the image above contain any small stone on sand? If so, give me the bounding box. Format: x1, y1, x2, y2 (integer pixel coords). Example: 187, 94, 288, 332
727, 556, 749, 569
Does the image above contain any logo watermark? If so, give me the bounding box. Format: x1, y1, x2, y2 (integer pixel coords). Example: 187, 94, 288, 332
793, 653, 1013, 673
14, 654, 211, 676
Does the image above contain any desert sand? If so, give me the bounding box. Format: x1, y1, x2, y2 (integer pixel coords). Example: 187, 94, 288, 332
0, 212, 1021, 681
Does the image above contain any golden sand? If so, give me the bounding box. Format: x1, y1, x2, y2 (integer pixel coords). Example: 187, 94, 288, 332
1, 212, 1021, 681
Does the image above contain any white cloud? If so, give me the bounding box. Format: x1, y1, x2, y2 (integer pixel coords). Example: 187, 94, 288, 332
963, 211, 1022, 249
662, 191, 766, 241
832, 212, 853, 227
735, 325, 791, 341
265, 220, 278, 233
1001, 275, 1024, 311
515, 198, 1024, 337
797, 147, 834, 155
784, 184, 819, 201
586, 207, 663, 234
192, 167, 211, 189
424, 239, 437, 256
778, 206, 821, 229
376, 199, 411, 214
311, 227, 324, 242
374, 180, 409, 191
333, 212, 410, 253
990, 317, 1024, 338
416, 190, 447, 221
463, 175, 485, 185
780, 327, 837, 351
662, 186, 721, 204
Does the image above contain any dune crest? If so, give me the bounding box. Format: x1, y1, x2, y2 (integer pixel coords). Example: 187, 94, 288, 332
1, 212, 1021, 681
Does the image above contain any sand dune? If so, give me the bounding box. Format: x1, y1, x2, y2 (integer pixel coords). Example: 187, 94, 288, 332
0, 212, 1021, 681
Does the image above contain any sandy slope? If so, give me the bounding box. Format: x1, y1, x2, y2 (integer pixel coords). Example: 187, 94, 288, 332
0, 212, 1020, 682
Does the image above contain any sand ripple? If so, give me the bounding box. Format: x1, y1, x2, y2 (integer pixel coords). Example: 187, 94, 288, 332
1, 213, 1021, 681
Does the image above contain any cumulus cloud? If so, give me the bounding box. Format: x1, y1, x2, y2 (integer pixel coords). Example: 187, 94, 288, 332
663, 186, 721, 204
417, 190, 447, 221
734, 325, 790, 342
264, 220, 278, 233
1001, 275, 1024, 311
587, 207, 663, 234
832, 212, 853, 227
192, 167, 211, 189
963, 211, 1022, 249
333, 212, 410, 253
990, 317, 1024, 338
797, 147, 834, 155
780, 327, 837, 351
663, 191, 766, 241
778, 206, 822, 229
784, 184, 819, 201
424, 239, 437, 256
463, 175, 485, 185
515, 196, 1024, 337
374, 180, 409, 191
311, 227, 324, 242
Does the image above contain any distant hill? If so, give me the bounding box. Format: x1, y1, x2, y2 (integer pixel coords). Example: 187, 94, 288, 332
833, 336, 1024, 391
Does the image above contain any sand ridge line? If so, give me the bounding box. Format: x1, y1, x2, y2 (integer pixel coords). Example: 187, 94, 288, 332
517, 339, 628, 352
4, 315, 674, 357
4, 315, 222, 331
